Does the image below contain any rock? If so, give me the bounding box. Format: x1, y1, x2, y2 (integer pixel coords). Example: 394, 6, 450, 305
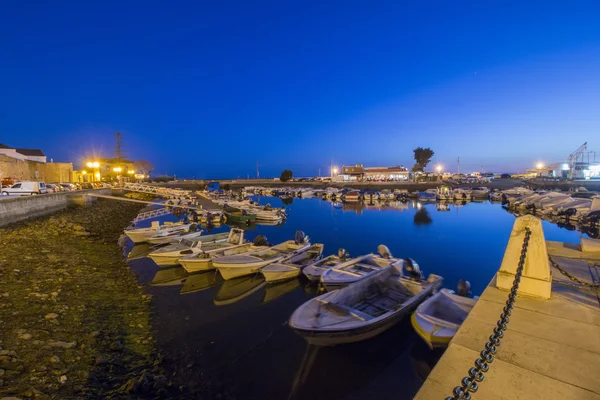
89, 331, 101, 338
44, 313, 59, 320
0, 351, 9, 356
95, 355, 108, 366
73, 231, 91, 237
0, 369, 4, 376
110, 341, 123, 352
153, 375, 167, 390
47, 341, 76, 349
72, 225, 85, 232
49, 356, 60, 363
1, 397, 22, 400
18, 333, 32, 340
59, 375, 67, 384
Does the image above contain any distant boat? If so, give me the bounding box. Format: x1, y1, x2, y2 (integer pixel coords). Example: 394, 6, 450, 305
261, 244, 324, 283
147, 224, 203, 245
148, 231, 232, 266
223, 204, 257, 224
344, 191, 361, 203
290, 267, 443, 346
411, 289, 477, 349
124, 220, 191, 244
215, 231, 311, 280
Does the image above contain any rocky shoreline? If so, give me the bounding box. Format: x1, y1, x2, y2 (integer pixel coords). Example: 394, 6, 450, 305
0, 199, 174, 399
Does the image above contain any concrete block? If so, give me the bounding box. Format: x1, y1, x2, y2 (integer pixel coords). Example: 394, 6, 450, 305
497, 215, 552, 299
581, 238, 600, 253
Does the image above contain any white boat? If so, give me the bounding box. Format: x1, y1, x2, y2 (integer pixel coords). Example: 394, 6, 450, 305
215, 231, 311, 280
320, 246, 401, 291
289, 266, 443, 346
417, 190, 436, 202
469, 187, 490, 198
147, 225, 203, 245
261, 244, 324, 283
344, 191, 361, 203
303, 249, 352, 282
124, 220, 191, 244
411, 288, 477, 349
452, 188, 472, 201
148, 230, 232, 266
179, 231, 267, 273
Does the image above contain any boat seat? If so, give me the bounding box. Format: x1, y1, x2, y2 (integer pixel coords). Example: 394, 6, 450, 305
321, 302, 374, 321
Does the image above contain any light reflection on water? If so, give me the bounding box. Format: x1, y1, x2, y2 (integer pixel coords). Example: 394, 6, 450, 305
125, 197, 586, 400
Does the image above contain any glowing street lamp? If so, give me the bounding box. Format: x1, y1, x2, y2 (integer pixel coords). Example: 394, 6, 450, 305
113, 167, 122, 173
127, 170, 134, 175
82, 170, 87, 175
95, 172, 101, 179
536, 162, 544, 169
436, 165, 442, 173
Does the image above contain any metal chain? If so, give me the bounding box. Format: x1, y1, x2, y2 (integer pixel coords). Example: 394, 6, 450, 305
445, 228, 531, 400
548, 256, 600, 290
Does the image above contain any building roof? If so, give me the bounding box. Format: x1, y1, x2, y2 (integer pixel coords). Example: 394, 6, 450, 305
16, 148, 46, 157
364, 166, 408, 173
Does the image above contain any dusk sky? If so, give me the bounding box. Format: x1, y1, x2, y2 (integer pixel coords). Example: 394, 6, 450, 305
1, 1, 600, 178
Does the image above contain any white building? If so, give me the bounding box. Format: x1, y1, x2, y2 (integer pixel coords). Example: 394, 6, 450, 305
0, 143, 47, 163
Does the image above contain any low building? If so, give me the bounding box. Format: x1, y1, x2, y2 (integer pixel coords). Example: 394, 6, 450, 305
0, 143, 72, 182
73, 158, 137, 183
364, 166, 409, 181
534, 161, 600, 180
340, 164, 365, 181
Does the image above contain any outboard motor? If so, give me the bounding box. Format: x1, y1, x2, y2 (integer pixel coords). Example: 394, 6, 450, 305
404, 258, 423, 281
337, 248, 349, 260
188, 223, 199, 232
456, 279, 471, 297
253, 235, 270, 247
294, 230, 307, 245
377, 245, 392, 259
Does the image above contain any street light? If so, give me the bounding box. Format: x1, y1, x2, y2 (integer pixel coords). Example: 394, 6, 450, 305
536, 162, 544, 169
127, 170, 134, 175
113, 167, 122, 173
436, 165, 442, 173
95, 172, 101, 179
332, 167, 338, 175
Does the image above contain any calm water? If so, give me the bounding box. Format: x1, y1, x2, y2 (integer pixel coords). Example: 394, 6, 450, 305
125, 197, 586, 400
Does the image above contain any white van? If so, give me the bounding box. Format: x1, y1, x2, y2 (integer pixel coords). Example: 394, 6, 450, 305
1, 181, 48, 196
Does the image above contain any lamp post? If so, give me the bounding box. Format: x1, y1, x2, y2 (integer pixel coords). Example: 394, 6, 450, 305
536, 162, 544, 178
86, 161, 100, 182
436, 165, 442, 181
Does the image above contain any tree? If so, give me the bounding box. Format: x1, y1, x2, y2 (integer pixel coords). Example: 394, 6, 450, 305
134, 160, 154, 175
412, 147, 435, 172
280, 170, 293, 182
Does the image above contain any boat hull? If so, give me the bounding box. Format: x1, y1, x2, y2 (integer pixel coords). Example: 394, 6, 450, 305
148, 254, 182, 266
262, 268, 300, 283
410, 313, 453, 349
179, 258, 213, 273
215, 260, 271, 280
125, 230, 156, 243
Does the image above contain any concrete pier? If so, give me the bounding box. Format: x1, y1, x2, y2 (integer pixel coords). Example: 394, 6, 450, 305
415, 220, 600, 399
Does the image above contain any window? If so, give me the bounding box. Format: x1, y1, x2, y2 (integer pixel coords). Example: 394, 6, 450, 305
12, 184, 21, 188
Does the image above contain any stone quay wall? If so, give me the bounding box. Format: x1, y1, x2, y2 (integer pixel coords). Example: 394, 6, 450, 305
0, 188, 111, 227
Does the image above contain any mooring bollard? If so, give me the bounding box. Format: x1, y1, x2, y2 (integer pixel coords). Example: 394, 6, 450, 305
496, 214, 552, 299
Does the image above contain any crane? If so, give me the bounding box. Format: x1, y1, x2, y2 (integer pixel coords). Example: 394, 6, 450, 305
568, 142, 587, 180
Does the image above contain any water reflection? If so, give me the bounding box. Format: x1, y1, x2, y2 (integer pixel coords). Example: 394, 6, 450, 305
150, 266, 188, 286
263, 279, 302, 304
413, 207, 433, 225
180, 271, 219, 295
214, 275, 266, 306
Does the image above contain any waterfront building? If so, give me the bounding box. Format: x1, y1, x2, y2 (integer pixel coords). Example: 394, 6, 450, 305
0, 142, 73, 182
531, 161, 600, 180
73, 157, 137, 183
339, 164, 410, 181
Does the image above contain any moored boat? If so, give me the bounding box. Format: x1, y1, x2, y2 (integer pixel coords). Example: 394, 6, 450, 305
215, 231, 311, 280
261, 244, 324, 283
223, 204, 257, 224
289, 265, 443, 346
302, 249, 352, 282
148, 230, 233, 266
124, 220, 191, 244
411, 284, 477, 349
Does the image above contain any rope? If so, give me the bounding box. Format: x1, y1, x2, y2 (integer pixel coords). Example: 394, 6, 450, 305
548, 256, 600, 290
446, 228, 532, 400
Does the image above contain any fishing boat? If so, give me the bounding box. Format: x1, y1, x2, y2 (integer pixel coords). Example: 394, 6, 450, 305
223, 204, 257, 224
147, 224, 203, 245
320, 246, 400, 291
303, 249, 352, 282
289, 265, 443, 346
213, 275, 266, 306
215, 231, 311, 280
148, 230, 232, 266
344, 191, 361, 203
261, 244, 324, 283
124, 220, 191, 244
411, 287, 477, 349
179, 232, 268, 273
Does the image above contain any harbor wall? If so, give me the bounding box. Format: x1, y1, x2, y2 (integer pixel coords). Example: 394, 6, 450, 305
0, 188, 111, 227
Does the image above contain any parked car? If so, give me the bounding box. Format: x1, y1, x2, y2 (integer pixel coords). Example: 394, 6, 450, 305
1, 181, 48, 196
46, 184, 59, 193
58, 183, 75, 191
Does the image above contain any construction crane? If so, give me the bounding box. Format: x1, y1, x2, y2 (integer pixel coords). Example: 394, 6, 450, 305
567, 142, 587, 180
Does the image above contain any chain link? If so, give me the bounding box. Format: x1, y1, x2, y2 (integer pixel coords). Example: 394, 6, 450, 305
548, 256, 600, 290
445, 228, 531, 400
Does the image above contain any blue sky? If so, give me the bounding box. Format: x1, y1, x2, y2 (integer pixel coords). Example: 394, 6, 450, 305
1, 1, 599, 178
